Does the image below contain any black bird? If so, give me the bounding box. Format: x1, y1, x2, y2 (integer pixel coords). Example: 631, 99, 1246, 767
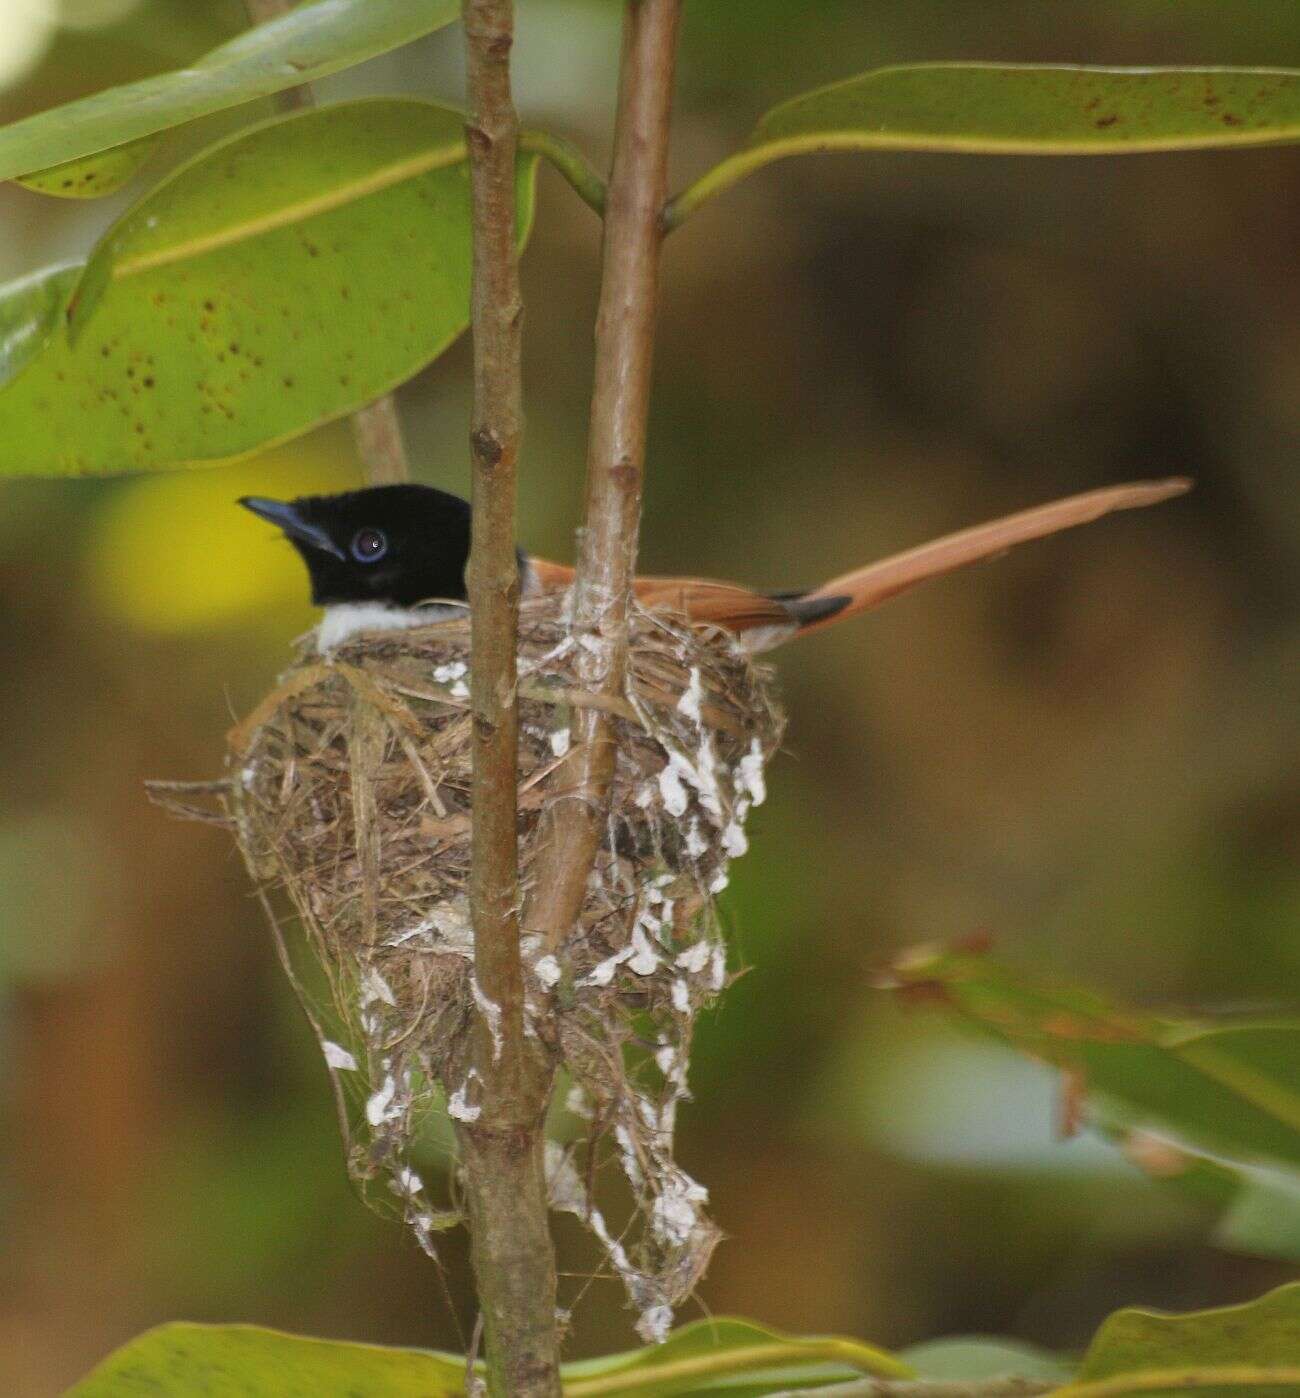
240, 477, 1189, 652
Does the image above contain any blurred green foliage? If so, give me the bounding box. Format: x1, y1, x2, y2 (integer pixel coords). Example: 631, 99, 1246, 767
0, 1, 1296, 1394
881, 948, 1300, 1260
66, 1284, 1300, 1394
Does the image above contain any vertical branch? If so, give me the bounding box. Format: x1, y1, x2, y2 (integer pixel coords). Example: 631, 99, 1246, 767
243, 0, 410, 483
527, 0, 684, 946
349, 395, 411, 484
249, 2, 549, 1387
462, 0, 525, 1149
461, 3, 561, 1395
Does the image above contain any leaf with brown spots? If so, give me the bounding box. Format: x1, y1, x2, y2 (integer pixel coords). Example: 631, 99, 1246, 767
0, 100, 539, 477
666, 64, 1300, 227
15, 136, 159, 201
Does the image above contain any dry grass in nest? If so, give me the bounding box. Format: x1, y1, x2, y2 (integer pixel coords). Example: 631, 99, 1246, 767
152, 592, 784, 1339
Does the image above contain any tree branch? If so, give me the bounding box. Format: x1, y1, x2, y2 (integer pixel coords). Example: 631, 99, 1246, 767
462, 0, 524, 1148
525, 0, 684, 949
243, 0, 410, 484
349, 393, 411, 484
459, 2, 561, 1395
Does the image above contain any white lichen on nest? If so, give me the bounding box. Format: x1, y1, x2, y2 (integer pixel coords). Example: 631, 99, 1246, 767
214, 593, 784, 1336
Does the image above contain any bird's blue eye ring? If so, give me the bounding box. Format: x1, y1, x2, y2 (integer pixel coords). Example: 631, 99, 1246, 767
350, 527, 388, 563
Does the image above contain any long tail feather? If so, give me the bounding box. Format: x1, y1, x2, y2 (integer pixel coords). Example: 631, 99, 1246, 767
793, 477, 1191, 637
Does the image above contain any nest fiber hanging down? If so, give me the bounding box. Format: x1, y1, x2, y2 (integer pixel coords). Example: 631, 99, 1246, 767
223, 592, 783, 1339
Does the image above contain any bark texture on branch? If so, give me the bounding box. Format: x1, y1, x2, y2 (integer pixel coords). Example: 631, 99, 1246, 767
243, 0, 411, 483
460, 2, 561, 1394
526, 0, 684, 949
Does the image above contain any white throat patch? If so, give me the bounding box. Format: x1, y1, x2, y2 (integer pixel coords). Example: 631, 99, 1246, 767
315, 602, 466, 652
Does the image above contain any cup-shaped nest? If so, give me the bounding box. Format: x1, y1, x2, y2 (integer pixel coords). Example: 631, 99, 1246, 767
215, 594, 783, 1337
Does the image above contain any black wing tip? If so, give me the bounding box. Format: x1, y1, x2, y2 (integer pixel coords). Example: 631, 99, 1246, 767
784, 593, 852, 628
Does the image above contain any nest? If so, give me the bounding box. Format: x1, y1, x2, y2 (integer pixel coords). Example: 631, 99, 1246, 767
157, 593, 783, 1341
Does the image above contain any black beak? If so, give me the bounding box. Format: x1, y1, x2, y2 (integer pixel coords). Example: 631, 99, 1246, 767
238, 496, 347, 560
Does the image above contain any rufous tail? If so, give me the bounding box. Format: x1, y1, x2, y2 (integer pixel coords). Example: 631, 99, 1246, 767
789, 477, 1191, 638
526, 478, 1190, 650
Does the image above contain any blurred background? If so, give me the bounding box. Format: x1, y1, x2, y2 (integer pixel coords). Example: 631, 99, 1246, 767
1, 1, 1298, 1392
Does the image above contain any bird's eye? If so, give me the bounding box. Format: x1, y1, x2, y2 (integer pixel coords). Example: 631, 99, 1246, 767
350, 527, 388, 563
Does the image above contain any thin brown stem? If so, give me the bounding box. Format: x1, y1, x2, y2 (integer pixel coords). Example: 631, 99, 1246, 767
243, 0, 410, 483
349, 395, 411, 484
526, 0, 683, 950
459, 1, 561, 1394
242, 0, 306, 30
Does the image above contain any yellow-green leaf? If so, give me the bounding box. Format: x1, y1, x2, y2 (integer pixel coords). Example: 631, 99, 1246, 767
0, 263, 79, 387
757, 65, 1300, 156
72, 1300, 1300, 1398
0, 0, 460, 192
71, 1316, 907, 1398
0, 100, 538, 477
667, 65, 1300, 228
902, 1336, 1074, 1383
1064, 1282, 1300, 1397
562, 1317, 908, 1395
14, 136, 158, 200
68, 1323, 469, 1397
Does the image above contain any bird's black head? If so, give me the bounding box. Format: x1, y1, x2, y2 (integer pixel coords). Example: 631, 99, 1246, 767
239, 484, 473, 608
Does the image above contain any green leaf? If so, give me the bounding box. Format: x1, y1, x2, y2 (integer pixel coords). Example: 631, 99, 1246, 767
72, 1317, 908, 1398
0, 100, 538, 477
68, 1322, 469, 1396
14, 136, 158, 200
562, 1317, 909, 1395
881, 947, 1300, 1177
1067, 1282, 1300, 1397
0, 263, 80, 387
756, 64, 1300, 155
1091, 1087, 1300, 1264
0, 0, 459, 189
901, 1336, 1075, 1382
667, 65, 1300, 227
1214, 1164, 1300, 1263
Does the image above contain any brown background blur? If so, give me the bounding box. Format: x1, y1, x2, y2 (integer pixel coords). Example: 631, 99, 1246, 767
1, 2, 1298, 1393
